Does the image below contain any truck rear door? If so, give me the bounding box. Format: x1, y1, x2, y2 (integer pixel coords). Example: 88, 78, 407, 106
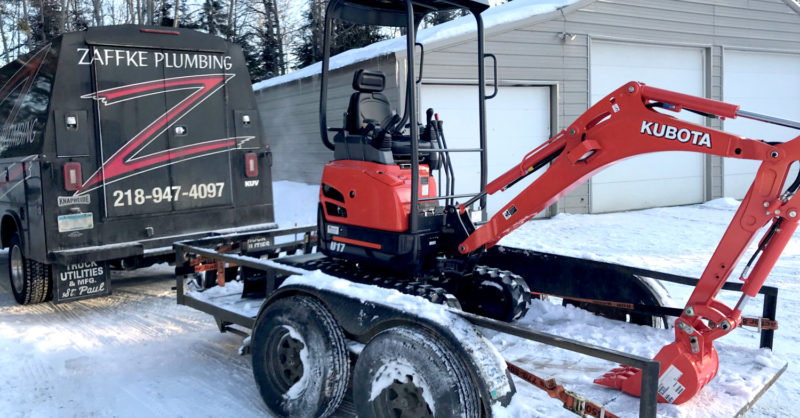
89, 47, 234, 218
162, 51, 234, 212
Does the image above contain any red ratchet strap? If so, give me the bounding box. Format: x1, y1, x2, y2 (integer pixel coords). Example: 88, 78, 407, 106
506, 361, 618, 418
532, 291, 778, 331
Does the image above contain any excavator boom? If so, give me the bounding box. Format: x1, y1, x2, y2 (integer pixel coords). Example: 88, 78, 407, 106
460, 81, 799, 404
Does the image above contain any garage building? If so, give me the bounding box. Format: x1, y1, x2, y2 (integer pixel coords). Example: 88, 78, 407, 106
253, 0, 800, 216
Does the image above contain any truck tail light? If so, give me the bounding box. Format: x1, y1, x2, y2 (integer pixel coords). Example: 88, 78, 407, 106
63, 163, 82, 191
245, 153, 258, 178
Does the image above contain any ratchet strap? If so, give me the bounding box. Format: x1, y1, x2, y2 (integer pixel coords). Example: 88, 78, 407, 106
506, 361, 618, 418
530, 291, 778, 331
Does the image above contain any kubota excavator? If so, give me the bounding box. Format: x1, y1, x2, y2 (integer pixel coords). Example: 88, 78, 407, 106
315, 0, 799, 406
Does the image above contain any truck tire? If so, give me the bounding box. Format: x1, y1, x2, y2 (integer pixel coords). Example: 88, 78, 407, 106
353, 326, 481, 418
251, 296, 348, 418
8, 234, 50, 305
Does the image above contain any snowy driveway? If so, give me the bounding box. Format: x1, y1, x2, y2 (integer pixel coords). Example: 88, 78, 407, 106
0, 265, 269, 417
0, 189, 798, 417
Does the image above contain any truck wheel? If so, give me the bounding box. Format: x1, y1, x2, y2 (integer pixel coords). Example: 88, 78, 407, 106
353, 326, 481, 418
251, 296, 348, 418
8, 234, 50, 305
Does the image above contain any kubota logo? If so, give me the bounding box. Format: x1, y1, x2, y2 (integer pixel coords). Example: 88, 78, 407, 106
640, 121, 711, 148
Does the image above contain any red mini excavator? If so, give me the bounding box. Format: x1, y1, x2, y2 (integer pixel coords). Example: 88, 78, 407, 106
315, 0, 799, 406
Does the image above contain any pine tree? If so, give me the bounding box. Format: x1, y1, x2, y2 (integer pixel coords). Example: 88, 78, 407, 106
28, 0, 64, 46
424, 8, 469, 27
197, 0, 229, 37
293, 0, 386, 69
251, 0, 285, 79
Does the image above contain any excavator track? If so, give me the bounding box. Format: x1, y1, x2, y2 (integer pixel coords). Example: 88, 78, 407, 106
277, 255, 462, 309
278, 255, 531, 322
443, 266, 531, 322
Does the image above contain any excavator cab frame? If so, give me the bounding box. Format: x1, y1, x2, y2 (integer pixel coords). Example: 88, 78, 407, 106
319, 0, 491, 236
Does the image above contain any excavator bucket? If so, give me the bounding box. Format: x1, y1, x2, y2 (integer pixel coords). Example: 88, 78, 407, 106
595, 341, 719, 404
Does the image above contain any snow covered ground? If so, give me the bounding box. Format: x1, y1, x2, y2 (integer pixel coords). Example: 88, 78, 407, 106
0, 181, 797, 417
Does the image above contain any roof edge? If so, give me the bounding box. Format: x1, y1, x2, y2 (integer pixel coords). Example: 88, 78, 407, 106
255, 0, 586, 91
409, 0, 595, 56
784, 0, 800, 14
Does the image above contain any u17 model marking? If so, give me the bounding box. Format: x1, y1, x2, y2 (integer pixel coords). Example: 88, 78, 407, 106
78, 73, 253, 194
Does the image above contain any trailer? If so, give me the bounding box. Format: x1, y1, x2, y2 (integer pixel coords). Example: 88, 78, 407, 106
174, 227, 785, 417
0, 26, 273, 305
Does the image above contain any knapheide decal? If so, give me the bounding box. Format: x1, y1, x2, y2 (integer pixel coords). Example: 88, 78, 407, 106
77, 73, 254, 195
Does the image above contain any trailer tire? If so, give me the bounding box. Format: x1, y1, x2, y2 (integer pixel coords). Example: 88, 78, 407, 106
251, 295, 348, 418
353, 326, 481, 418
8, 234, 50, 305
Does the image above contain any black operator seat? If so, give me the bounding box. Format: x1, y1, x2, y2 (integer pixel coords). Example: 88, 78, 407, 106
346, 69, 396, 134
334, 69, 396, 164
335, 68, 439, 170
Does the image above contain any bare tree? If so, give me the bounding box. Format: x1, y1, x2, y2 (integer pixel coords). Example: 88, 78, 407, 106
91, 0, 103, 26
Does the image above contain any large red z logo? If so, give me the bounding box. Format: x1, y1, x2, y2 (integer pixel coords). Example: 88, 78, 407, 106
78, 73, 252, 194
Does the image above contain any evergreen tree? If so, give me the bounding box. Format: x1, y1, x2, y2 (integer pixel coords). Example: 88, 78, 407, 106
293, 0, 386, 69
154, 1, 175, 26
424, 8, 469, 27
28, 0, 64, 46
251, 0, 285, 80
65, 0, 91, 32
197, 0, 229, 37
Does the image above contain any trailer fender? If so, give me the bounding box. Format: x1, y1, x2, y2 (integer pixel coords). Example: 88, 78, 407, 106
260, 281, 516, 413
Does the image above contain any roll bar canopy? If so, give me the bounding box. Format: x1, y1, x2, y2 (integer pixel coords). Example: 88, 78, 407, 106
327, 0, 490, 26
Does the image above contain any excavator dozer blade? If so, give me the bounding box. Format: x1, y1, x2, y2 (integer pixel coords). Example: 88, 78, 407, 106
478, 245, 669, 326
595, 340, 719, 404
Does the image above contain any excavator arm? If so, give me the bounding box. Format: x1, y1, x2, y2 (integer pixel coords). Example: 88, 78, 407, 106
459, 81, 800, 404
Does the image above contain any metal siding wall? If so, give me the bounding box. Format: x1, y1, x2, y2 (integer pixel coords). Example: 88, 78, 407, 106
422, 25, 590, 214
254, 0, 800, 213
255, 56, 399, 184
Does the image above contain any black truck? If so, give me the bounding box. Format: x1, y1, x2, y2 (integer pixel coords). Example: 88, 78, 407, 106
0, 25, 273, 305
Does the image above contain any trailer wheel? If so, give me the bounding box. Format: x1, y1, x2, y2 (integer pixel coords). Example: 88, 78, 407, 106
353, 326, 480, 418
8, 234, 50, 305
251, 296, 348, 418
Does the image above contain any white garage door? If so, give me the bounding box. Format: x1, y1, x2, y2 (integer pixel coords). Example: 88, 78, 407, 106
590, 42, 706, 213
723, 50, 800, 199
420, 84, 551, 217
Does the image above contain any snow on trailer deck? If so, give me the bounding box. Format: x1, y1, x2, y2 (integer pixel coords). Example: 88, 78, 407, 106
0, 182, 795, 417
186, 260, 786, 417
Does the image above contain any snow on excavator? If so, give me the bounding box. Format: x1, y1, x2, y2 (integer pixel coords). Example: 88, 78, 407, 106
315, 0, 799, 407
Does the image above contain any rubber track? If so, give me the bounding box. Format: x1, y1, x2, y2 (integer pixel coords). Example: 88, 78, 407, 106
280, 257, 462, 309
473, 266, 531, 321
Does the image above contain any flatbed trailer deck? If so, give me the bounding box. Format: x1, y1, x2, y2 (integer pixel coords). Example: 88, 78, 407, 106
174, 226, 786, 417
